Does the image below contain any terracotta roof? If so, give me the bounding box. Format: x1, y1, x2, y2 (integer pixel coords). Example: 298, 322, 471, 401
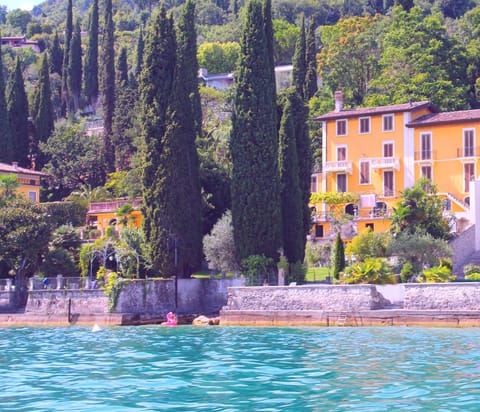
406, 109, 480, 127
315, 101, 434, 121
0, 162, 48, 176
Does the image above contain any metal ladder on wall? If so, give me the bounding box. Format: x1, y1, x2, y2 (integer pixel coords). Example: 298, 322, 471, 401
335, 303, 352, 326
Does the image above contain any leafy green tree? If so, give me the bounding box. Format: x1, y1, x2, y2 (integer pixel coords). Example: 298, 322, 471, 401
366, 6, 468, 111
203, 210, 239, 273
197, 41, 240, 74
6, 58, 30, 168
0, 174, 19, 201
389, 177, 452, 240
387, 232, 453, 274
318, 14, 381, 106
0, 195, 52, 299
32, 53, 55, 169
40, 120, 104, 199
230, 0, 282, 262
84, 0, 99, 109
332, 232, 345, 280
0, 45, 13, 164
6, 9, 32, 33
49, 31, 63, 76
272, 19, 299, 65
345, 228, 389, 262
140, 6, 176, 276
278, 88, 304, 265
100, 0, 116, 174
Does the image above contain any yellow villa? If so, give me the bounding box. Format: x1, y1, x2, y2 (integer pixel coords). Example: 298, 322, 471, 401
0, 161, 47, 202
311, 91, 478, 241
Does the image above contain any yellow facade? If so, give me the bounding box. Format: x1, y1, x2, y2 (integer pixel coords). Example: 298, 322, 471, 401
0, 162, 46, 202
311, 93, 478, 241
86, 199, 142, 238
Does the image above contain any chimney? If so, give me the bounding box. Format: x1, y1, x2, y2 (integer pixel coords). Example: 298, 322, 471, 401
12, 161, 18, 170
334, 90, 344, 112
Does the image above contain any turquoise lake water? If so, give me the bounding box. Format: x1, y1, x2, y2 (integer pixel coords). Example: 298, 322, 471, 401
1, 326, 480, 411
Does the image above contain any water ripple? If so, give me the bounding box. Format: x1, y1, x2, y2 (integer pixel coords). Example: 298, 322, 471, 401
1, 326, 480, 410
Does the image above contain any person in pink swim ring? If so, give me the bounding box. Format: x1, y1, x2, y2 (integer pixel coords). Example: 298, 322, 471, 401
162, 311, 177, 326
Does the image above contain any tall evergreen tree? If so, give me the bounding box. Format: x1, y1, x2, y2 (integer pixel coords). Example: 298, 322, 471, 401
61, 0, 73, 115
178, 0, 202, 140
157, 0, 204, 276
135, 27, 144, 80
230, 0, 281, 261
84, 0, 99, 109
332, 232, 345, 280
68, 18, 82, 112
100, 0, 116, 173
292, 17, 306, 100
117, 47, 128, 86
278, 88, 304, 265
7, 58, 30, 168
33, 54, 55, 169
140, 7, 176, 275
49, 31, 63, 76
0, 46, 13, 164
304, 18, 318, 100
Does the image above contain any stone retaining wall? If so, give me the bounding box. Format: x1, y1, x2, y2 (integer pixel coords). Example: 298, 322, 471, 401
222, 284, 390, 312
404, 282, 480, 310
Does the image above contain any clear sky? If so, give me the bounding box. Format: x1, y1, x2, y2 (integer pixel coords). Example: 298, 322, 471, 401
2, 0, 43, 11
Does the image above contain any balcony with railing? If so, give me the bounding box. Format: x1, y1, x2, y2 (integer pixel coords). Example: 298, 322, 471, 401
88, 198, 142, 213
370, 157, 400, 171
414, 150, 437, 162
457, 146, 480, 159
324, 160, 353, 174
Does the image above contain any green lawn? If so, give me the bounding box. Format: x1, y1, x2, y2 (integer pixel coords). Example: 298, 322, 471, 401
305, 267, 330, 282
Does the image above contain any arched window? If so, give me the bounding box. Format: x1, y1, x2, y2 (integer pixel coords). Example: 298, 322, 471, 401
345, 203, 358, 216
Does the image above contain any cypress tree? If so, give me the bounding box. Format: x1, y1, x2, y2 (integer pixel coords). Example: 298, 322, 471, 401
292, 17, 306, 101
292, 23, 314, 256
278, 88, 304, 265
332, 232, 345, 280
0, 46, 13, 164
304, 18, 318, 100
68, 18, 82, 112
230, 0, 282, 261
84, 0, 99, 109
100, 0, 116, 173
49, 31, 63, 76
117, 47, 128, 86
135, 27, 144, 80
7, 58, 30, 168
140, 7, 176, 275
178, 0, 202, 140
61, 0, 73, 115
32, 54, 55, 169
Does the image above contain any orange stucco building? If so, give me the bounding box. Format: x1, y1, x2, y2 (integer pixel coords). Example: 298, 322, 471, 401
0, 161, 47, 202
311, 92, 477, 241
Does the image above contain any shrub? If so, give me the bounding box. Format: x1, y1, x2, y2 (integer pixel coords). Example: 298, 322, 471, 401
464, 264, 480, 277
342, 258, 396, 285
418, 266, 455, 283
465, 272, 480, 280
400, 261, 414, 283
241, 254, 274, 286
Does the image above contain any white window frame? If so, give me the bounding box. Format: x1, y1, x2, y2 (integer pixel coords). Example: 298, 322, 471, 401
464, 163, 475, 193
421, 165, 432, 181
336, 145, 347, 161
359, 160, 371, 185
337, 173, 347, 193
420, 132, 432, 160
359, 116, 371, 134
383, 170, 395, 197
463, 128, 475, 157
382, 114, 394, 132
383, 141, 394, 158
310, 175, 318, 193
28, 191, 37, 202
336, 119, 347, 136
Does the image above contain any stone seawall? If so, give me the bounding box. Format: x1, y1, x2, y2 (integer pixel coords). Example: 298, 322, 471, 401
222, 284, 390, 312
404, 282, 480, 310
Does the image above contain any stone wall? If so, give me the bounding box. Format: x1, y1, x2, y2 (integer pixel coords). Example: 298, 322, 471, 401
222, 284, 390, 312
26, 290, 108, 316
0, 291, 15, 310
404, 283, 480, 310
450, 224, 475, 275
